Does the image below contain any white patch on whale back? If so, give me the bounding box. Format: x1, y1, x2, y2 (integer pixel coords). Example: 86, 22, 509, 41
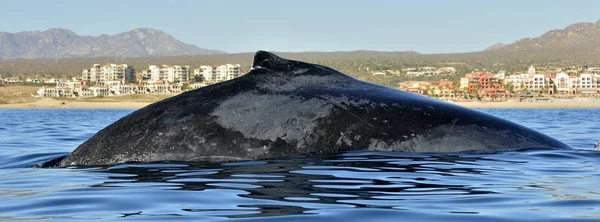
213, 94, 334, 145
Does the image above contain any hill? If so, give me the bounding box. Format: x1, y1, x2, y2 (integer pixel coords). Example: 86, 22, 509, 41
4, 20, 600, 86
483, 20, 600, 62
0, 28, 224, 60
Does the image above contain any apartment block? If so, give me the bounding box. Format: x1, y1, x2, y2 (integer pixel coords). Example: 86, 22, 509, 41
82, 64, 134, 84
194, 64, 241, 82
142, 65, 190, 83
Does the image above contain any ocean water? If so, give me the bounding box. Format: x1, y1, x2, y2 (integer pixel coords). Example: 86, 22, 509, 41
0, 108, 599, 221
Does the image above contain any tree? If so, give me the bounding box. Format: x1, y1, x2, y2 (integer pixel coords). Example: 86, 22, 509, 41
504, 82, 514, 93
181, 83, 191, 92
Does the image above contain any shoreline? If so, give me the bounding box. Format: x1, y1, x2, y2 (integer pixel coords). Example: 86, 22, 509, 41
0, 98, 152, 109
1, 98, 600, 109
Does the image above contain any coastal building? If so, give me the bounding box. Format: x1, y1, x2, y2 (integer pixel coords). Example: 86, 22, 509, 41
140, 80, 182, 94
495, 70, 506, 79
577, 73, 599, 95
477, 73, 507, 97
424, 70, 440, 76
45, 78, 58, 84
144, 65, 190, 83
118, 84, 137, 95
504, 74, 525, 91
524, 74, 551, 92
36, 80, 85, 97
587, 67, 600, 74
25, 78, 43, 84
193, 64, 241, 82
527, 65, 536, 75
3, 78, 23, 84
36, 86, 75, 98
82, 64, 135, 84
79, 86, 110, 97
460, 77, 469, 89
431, 80, 456, 98
56, 80, 83, 89
383, 70, 402, 76
372, 71, 386, 76
407, 71, 424, 76
437, 67, 456, 75
554, 72, 571, 94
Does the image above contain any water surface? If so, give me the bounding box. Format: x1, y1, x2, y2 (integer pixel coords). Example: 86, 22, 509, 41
0, 109, 599, 221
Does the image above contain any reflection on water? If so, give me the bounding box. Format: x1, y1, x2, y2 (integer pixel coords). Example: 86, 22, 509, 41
0, 109, 599, 221
2, 150, 599, 221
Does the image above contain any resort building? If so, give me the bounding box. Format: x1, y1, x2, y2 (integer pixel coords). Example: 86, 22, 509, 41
139, 80, 182, 94
79, 86, 110, 97
527, 65, 536, 75
437, 67, 457, 75
82, 64, 135, 84
495, 70, 506, 79
407, 71, 425, 77
577, 73, 599, 95
193, 64, 241, 82
524, 74, 551, 92
460, 77, 469, 89
554, 72, 571, 94
3, 78, 23, 84
143, 65, 190, 83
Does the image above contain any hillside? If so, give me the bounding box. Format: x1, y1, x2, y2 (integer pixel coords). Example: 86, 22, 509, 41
0, 28, 224, 60
3, 20, 600, 83
483, 20, 600, 61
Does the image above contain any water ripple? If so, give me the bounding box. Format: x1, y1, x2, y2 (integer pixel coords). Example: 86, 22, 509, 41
0, 109, 599, 221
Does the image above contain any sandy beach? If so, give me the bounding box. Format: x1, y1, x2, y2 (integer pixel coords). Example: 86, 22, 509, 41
1, 97, 600, 109
0, 98, 152, 109
452, 98, 600, 108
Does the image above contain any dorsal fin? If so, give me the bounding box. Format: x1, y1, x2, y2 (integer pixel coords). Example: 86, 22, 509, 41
252, 51, 295, 71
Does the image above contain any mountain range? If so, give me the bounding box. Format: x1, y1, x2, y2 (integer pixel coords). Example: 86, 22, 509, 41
485, 20, 600, 54
0, 28, 224, 60
2, 20, 600, 77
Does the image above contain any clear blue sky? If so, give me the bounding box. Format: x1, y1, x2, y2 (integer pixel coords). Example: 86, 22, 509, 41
1, 0, 599, 54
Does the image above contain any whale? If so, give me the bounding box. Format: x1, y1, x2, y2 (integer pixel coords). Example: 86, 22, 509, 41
57, 51, 570, 166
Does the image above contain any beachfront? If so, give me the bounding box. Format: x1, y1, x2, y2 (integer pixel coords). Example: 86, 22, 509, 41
2, 97, 600, 109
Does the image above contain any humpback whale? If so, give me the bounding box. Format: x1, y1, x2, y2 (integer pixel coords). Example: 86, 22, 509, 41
58, 51, 570, 166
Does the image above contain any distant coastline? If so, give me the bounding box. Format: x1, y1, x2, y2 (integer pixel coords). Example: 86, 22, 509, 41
1, 97, 600, 109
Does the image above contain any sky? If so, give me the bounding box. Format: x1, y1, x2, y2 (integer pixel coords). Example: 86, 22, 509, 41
1, 0, 600, 54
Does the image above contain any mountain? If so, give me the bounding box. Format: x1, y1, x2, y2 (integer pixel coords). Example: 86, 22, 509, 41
0, 28, 225, 60
484, 20, 600, 59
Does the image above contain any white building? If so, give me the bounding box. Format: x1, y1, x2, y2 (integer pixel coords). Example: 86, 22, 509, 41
437, 67, 456, 74
82, 64, 134, 84
146, 65, 190, 83
36, 87, 75, 98
525, 74, 550, 91
424, 70, 440, 76
504, 74, 525, 91
407, 71, 425, 77
578, 73, 597, 89
495, 70, 506, 79
194, 64, 241, 82
554, 72, 571, 93
418, 67, 436, 71
460, 77, 469, 89
79, 86, 110, 97
3, 78, 23, 84
527, 65, 536, 75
